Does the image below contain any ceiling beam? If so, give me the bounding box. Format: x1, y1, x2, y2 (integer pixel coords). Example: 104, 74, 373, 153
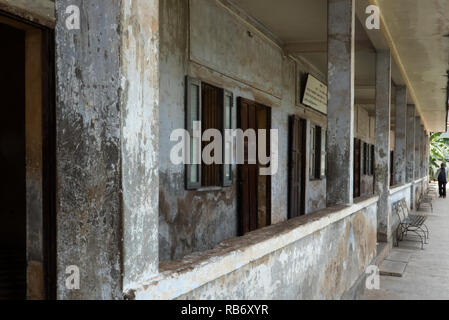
355, 0, 430, 131
284, 40, 375, 54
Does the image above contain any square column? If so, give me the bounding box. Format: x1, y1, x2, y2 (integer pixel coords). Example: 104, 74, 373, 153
326, 0, 355, 206
420, 125, 425, 178
56, 0, 160, 299
393, 86, 407, 185
414, 117, 421, 179
406, 105, 415, 183
425, 132, 430, 177
374, 50, 391, 243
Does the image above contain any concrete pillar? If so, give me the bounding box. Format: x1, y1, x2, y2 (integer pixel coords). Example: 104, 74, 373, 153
424, 129, 428, 178
419, 124, 425, 179
393, 86, 407, 185
120, 0, 160, 293
56, 0, 122, 299
406, 105, 415, 183
374, 50, 391, 243
326, 0, 355, 206
56, 0, 160, 299
426, 131, 431, 178
414, 117, 421, 180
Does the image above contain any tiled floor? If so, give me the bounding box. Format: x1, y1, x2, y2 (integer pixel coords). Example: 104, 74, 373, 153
362, 185, 449, 300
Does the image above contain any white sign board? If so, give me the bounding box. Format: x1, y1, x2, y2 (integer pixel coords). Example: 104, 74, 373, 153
302, 74, 327, 114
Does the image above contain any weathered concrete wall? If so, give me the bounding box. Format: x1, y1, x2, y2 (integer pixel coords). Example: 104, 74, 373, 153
406, 105, 415, 183
120, 0, 160, 291
129, 197, 377, 300
177, 200, 377, 299
55, 0, 161, 298
361, 175, 374, 196
326, 0, 355, 206
159, 0, 327, 261
412, 178, 428, 210
393, 86, 407, 185
414, 117, 422, 179
374, 50, 391, 243
159, 0, 238, 261
55, 0, 123, 299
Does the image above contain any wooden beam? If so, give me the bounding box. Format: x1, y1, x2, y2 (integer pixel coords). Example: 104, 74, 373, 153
284, 40, 375, 54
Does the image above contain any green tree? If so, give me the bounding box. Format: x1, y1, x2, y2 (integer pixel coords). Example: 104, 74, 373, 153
429, 132, 449, 178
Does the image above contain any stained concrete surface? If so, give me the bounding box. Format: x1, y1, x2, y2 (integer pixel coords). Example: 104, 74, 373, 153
385, 250, 412, 264
362, 185, 449, 299
379, 260, 407, 277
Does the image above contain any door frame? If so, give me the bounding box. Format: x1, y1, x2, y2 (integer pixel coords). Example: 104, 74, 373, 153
0, 12, 56, 300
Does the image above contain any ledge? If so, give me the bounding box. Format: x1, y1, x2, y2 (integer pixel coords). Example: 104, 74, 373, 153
389, 183, 412, 195
126, 194, 379, 300
413, 176, 428, 185
0, 0, 55, 28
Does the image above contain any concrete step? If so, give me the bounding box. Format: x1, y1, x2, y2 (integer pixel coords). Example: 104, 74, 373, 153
379, 248, 414, 277
379, 260, 407, 277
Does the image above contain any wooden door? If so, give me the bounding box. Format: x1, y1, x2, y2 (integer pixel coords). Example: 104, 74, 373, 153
353, 138, 361, 198
237, 98, 271, 235
288, 115, 306, 218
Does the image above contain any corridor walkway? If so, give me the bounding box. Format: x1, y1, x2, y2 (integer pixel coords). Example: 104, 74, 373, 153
362, 185, 449, 299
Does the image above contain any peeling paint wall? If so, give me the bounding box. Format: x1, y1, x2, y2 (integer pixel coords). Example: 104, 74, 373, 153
412, 178, 428, 210
120, 0, 160, 291
159, 0, 327, 261
176, 202, 377, 300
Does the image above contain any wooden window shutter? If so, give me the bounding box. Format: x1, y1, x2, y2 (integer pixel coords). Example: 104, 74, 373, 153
289, 116, 305, 218
201, 82, 222, 187
310, 125, 316, 179
222, 90, 233, 187
353, 138, 361, 198
320, 128, 326, 179
185, 76, 202, 190
315, 126, 322, 179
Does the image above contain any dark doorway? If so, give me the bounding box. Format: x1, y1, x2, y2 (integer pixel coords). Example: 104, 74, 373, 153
353, 138, 361, 198
0, 14, 55, 300
237, 98, 271, 235
288, 115, 306, 218
0, 22, 26, 300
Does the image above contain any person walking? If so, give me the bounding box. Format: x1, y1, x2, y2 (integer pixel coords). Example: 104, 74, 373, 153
435, 163, 448, 198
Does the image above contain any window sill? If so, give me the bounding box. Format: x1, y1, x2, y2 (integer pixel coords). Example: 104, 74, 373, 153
196, 186, 223, 192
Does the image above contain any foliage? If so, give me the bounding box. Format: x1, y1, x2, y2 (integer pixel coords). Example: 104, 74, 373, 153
429, 132, 449, 177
